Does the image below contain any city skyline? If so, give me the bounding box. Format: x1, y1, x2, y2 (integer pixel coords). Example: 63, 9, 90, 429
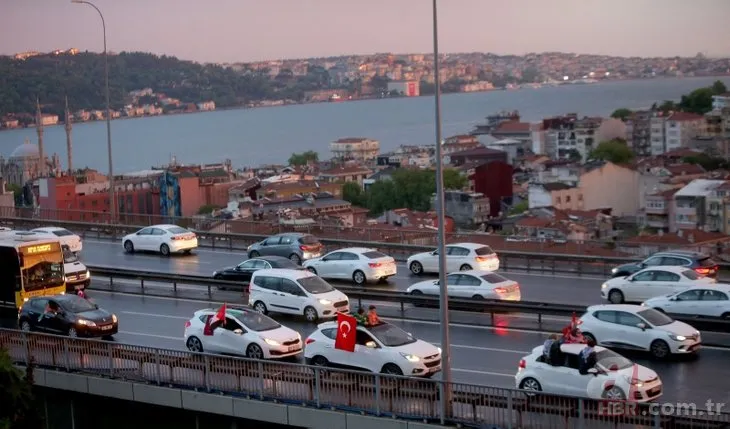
2, 0, 730, 63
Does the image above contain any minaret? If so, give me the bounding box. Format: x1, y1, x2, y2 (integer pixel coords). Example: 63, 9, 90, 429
35, 98, 46, 177
64, 97, 73, 175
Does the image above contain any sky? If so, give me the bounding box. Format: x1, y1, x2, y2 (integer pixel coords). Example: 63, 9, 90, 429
2, 0, 730, 64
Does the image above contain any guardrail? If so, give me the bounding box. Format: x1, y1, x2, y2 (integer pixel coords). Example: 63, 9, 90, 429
85, 266, 730, 334
3, 329, 729, 428
6, 215, 730, 279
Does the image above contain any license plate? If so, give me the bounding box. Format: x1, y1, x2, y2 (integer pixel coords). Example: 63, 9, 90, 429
101, 325, 112, 331
287, 345, 299, 352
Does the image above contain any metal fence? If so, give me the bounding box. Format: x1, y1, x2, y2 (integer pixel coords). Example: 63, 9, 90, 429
2, 329, 728, 428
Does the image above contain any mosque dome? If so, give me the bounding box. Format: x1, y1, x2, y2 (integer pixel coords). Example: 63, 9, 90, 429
10, 142, 40, 159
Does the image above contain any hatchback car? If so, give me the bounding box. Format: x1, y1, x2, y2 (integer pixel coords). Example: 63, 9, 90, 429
184, 307, 302, 359
18, 294, 118, 338
303, 247, 397, 285
304, 321, 442, 377
407, 243, 499, 275
407, 270, 521, 301
516, 343, 662, 402
601, 266, 715, 304
611, 251, 719, 278
122, 224, 198, 256
247, 233, 323, 265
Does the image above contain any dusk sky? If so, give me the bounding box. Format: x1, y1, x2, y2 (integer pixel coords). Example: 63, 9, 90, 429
3, 0, 730, 63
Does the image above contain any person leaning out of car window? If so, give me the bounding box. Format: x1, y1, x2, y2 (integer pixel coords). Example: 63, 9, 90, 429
578, 338, 597, 374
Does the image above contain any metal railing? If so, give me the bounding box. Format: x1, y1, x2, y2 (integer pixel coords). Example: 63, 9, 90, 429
3, 329, 729, 428
86, 266, 730, 335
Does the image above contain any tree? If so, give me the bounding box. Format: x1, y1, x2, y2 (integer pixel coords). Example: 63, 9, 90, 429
197, 204, 218, 215
508, 201, 528, 215
682, 154, 729, 171
342, 182, 365, 207
566, 149, 582, 162
288, 150, 318, 166
443, 168, 468, 190
610, 108, 633, 121
588, 139, 635, 164
0, 349, 44, 429
711, 80, 728, 95
657, 100, 678, 114
678, 87, 714, 114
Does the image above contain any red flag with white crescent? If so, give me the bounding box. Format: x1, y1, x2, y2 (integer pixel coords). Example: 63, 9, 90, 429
334, 313, 357, 352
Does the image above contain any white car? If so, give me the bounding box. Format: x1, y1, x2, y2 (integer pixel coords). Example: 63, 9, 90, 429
304, 321, 442, 377
249, 268, 349, 322
63, 248, 90, 290
642, 285, 730, 319
579, 304, 701, 359
515, 343, 662, 402
122, 224, 198, 256
406, 270, 521, 301
302, 247, 397, 285
407, 242, 499, 275
31, 227, 82, 253
601, 266, 715, 304
184, 307, 302, 359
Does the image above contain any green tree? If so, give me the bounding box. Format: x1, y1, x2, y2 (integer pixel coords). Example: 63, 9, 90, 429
443, 168, 467, 190
682, 154, 729, 171
711, 80, 728, 95
610, 108, 633, 121
588, 139, 635, 164
678, 87, 714, 114
197, 204, 218, 215
566, 149, 583, 162
0, 348, 44, 429
288, 150, 318, 166
509, 201, 528, 215
342, 182, 365, 207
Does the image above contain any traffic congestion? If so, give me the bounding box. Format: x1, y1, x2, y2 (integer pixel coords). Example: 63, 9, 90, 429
2, 225, 730, 406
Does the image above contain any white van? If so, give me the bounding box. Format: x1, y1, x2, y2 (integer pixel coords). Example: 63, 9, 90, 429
62, 246, 90, 291
249, 269, 350, 322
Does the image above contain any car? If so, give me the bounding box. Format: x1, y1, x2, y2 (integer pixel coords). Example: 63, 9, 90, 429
515, 343, 662, 402
18, 294, 118, 338
122, 224, 198, 256
601, 266, 715, 304
304, 321, 442, 377
247, 233, 323, 265
62, 247, 90, 291
213, 256, 303, 283
184, 307, 302, 359
407, 242, 499, 275
579, 304, 701, 359
642, 285, 730, 319
31, 227, 83, 254
406, 270, 521, 301
302, 247, 397, 285
611, 251, 719, 279
248, 268, 349, 322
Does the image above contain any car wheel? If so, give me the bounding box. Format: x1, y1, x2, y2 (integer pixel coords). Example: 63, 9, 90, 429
602, 386, 626, 400
246, 343, 265, 359
306, 267, 317, 275
289, 253, 302, 265
311, 355, 329, 367
68, 327, 78, 338
186, 336, 203, 352
213, 274, 227, 290
472, 295, 485, 300
248, 250, 260, 258
608, 289, 624, 304
409, 261, 423, 275
253, 301, 268, 314
460, 264, 472, 271
183, 249, 192, 255
304, 306, 318, 323
123, 240, 134, 253
410, 289, 424, 307
582, 332, 597, 344
519, 377, 542, 392
160, 244, 171, 256
381, 363, 403, 376
352, 270, 366, 285
20, 320, 31, 332
650, 339, 671, 359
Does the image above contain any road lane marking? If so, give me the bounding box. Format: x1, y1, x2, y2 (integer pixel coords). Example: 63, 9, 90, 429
118, 331, 180, 340
121, 311, 189, 320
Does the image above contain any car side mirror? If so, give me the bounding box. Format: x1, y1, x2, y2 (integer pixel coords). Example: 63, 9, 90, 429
365, 341, 377, 349
636, 323, 647, 331
669, 296, 678, 301
431, 251, 437, 255
587, 368, 599, 375
233, 329, 244, 335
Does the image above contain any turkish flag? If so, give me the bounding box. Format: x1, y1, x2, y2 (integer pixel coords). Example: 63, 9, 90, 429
204, 303, 227, 336
334, 313, 357, 352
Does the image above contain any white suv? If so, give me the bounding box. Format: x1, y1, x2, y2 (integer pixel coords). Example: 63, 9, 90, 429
249, 269, 349, 322
579, 304, 701, 359
304, 321, 442, 377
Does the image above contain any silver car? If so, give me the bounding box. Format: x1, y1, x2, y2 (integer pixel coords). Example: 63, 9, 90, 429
247, 233, 324, 265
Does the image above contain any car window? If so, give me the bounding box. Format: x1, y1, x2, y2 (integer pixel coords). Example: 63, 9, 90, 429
167, 227, 188, 234
299, 235, 320, 245
445, 274, 461, 284
321, 328, 337, 340
367, 323, 417, 347
323, 252, 342, 261
340, 252, 359, 261
151, 228, 166, 236
52, 229, 74, 237
198, 314, 211, 324
681, 270, 700, 280
593, 311, 617, 324
281, 279, 304, 296
475, 246, 495, 256
481, 273, 508, 284
595, 349, 633, 371
564, 353, 581, 370
676, 290, 702, 301
447, 247, 470, 256
297, 276, 335, 294
221, 317, 243, 332
264, 237, 282, 245
355, 330, 376, 346
239, 260, 257, 270
233, 311, 280, 331
661, 256, 688, 266
699, 257, 717, 267
654, 271, 680, 282
253, 260, 269, 269
632, 271, 655, 281
279, 236, 293, 244
642, 256, 663, 266
60, 296, 96, 313
30, 298, 48, 311
458, 275, 481, 286
615, 311, 643, 327
637, 308, 673, 326
700, 290, 728, 301
363, 251, 387, 259
138, 227, 152, 235
253, 276, 282, 291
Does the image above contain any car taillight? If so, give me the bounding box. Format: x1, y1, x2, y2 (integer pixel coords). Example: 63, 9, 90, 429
518, 359, 526, 369
305, 338, 315, 345
369, 262, 382, 268
494, 287, 508, 294
184, 321, 191, 328
300, 245, 316, 251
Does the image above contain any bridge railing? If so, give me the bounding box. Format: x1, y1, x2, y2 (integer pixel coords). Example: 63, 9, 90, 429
2, 328, 728, 428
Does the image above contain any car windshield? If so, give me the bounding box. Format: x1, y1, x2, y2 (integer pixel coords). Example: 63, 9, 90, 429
231, 310, 280, 332
63, 250, 79, 263
481, 273, 508, 283
61, 296, 97, 313
363, 251, 387, 259
297, 276, 335, 294
475, 246, 495, 256
52, 229, 74, 237
637, 308, 673, 326
299, 235, 320, 245
167, 227, 188, 234
595, 349, 634, 371
682, 270, 700, 280
368, 323, 417, 347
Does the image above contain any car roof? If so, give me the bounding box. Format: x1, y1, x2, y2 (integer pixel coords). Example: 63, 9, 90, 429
675, 284, 730, 293
637, 265, 691, 274
332, 247, 376, 254
251, 255, 293, 262
558, 343, 607, 354
458, 269, 505, 277
316, 320, 379, 331
271, 232, 309, 238
251, 268, 315, 279
29, 294, 72, 302
32, 227, 65, 232
585, 304, 645, 313
449, 242, 494, 250
194, 306, 257, 317
652, 250, 708, 258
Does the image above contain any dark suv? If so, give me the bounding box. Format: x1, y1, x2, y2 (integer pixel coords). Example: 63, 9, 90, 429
611, 251, 720, 279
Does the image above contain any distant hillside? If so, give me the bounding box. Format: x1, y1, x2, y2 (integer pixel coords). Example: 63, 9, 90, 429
0, 51, 288, 118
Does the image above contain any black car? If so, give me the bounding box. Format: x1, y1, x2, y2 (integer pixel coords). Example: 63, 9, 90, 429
213, 256, 304, 284
611, 251, 720, 278
18, 294, 118, 338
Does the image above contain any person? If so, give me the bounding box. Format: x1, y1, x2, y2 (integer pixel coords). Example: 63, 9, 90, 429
367, 305, 380, 326
579, 338, 597, 375
543, 334, 562, 364
77, 289, 87, 299
354, 307, 368, 326
39, 301, 58, 322
543, 334, 559, 358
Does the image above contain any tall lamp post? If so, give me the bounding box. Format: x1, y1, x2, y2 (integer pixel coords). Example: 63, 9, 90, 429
431, 0, 452, 421
72, 0, 115, 222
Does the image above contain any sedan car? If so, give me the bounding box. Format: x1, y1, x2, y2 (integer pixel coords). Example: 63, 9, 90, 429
213, 255, 303, 284
18, 294, 118, 338
579, 304, 701, 359
407, 270, 520, 301
407, 243, 499, 275
304, 321, 442, 377
303, 247, 397, 285
516, 343, 662, 402
247, 232, 323, 264
184, 307, 302, 359
122, 224, 198, 256
611, 251, 719, 279
31, 227, 83, 253
601, 266, 715, 304
642, 285, 730, 319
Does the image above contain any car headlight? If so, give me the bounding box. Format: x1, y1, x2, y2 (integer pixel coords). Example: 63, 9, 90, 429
263, 338, 280, 346
318, 299, 332, 305
601, 282, 608, 289
400, 353, 420, 362
611, 268, 618, 274
212, 271, 218, 276
247, 244, 253, 251
111, 314, 117, 323
437, 347, 442, 354
668, 334, 686, 341
64, 276, 68, 282
77, 319, 96, 327
85, 270, 91, 278
640, 302, 647, 306
623, 375, 643, 387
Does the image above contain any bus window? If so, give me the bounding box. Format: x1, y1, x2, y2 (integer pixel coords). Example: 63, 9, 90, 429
22, 260, 64, 292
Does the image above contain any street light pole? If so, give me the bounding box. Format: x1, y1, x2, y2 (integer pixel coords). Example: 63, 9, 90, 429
431, 0, 452, 422
72, 0, 115, 222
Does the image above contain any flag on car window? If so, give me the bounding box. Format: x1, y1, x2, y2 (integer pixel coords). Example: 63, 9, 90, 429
204, 303, 226, 336
334, 312, 357, 352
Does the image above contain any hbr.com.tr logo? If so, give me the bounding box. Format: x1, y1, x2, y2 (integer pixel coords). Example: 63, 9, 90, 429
598, 400, 726, 417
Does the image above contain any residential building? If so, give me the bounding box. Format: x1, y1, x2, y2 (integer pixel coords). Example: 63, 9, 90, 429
444, 146, 507, 166
442, 135, 481, 155
387, 81, 419, 96
318, 164, 372, 185
470, 110, 521, 135
433, 191, 490, 228
672, 179, 727, 232
484, 138, 526, 165
625, 110, 653, 156
469, 161, 514, 217
651, 112, 705, 155
38, 114, 59, 126
513, 207, 613, 241
0, 177, 13, 208
362, 167, 398, 191
1, 118, 19, 129
643, 188, 679, 231
649, 115, 667, 155
712, 94, 730, 111
533, 161, 581, 185
196, 101, 216, 111
330, 138, 380, 162
255, 180, 342, 200
543, 115, 626, 161
705, 107, 730, 139
528, 182, 575, 209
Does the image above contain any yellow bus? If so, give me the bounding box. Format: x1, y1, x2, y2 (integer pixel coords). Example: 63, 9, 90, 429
0, 232, 67, 309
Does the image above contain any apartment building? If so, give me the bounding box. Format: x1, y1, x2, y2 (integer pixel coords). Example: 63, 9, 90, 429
434, 190, 491, 227
705, 107, 730, 138
650, 112, 705, 155
712, 94, 730, 111
643, 188, 679, 231
542, 115, 624, 160
330, 137, 380, 162
672, 179, 727, 232
625, 110, 653, 156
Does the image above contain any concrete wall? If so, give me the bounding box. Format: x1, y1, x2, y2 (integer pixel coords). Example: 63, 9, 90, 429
28, 368, 448, 429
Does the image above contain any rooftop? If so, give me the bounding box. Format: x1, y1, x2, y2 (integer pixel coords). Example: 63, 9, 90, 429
674, 179, 727, 197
